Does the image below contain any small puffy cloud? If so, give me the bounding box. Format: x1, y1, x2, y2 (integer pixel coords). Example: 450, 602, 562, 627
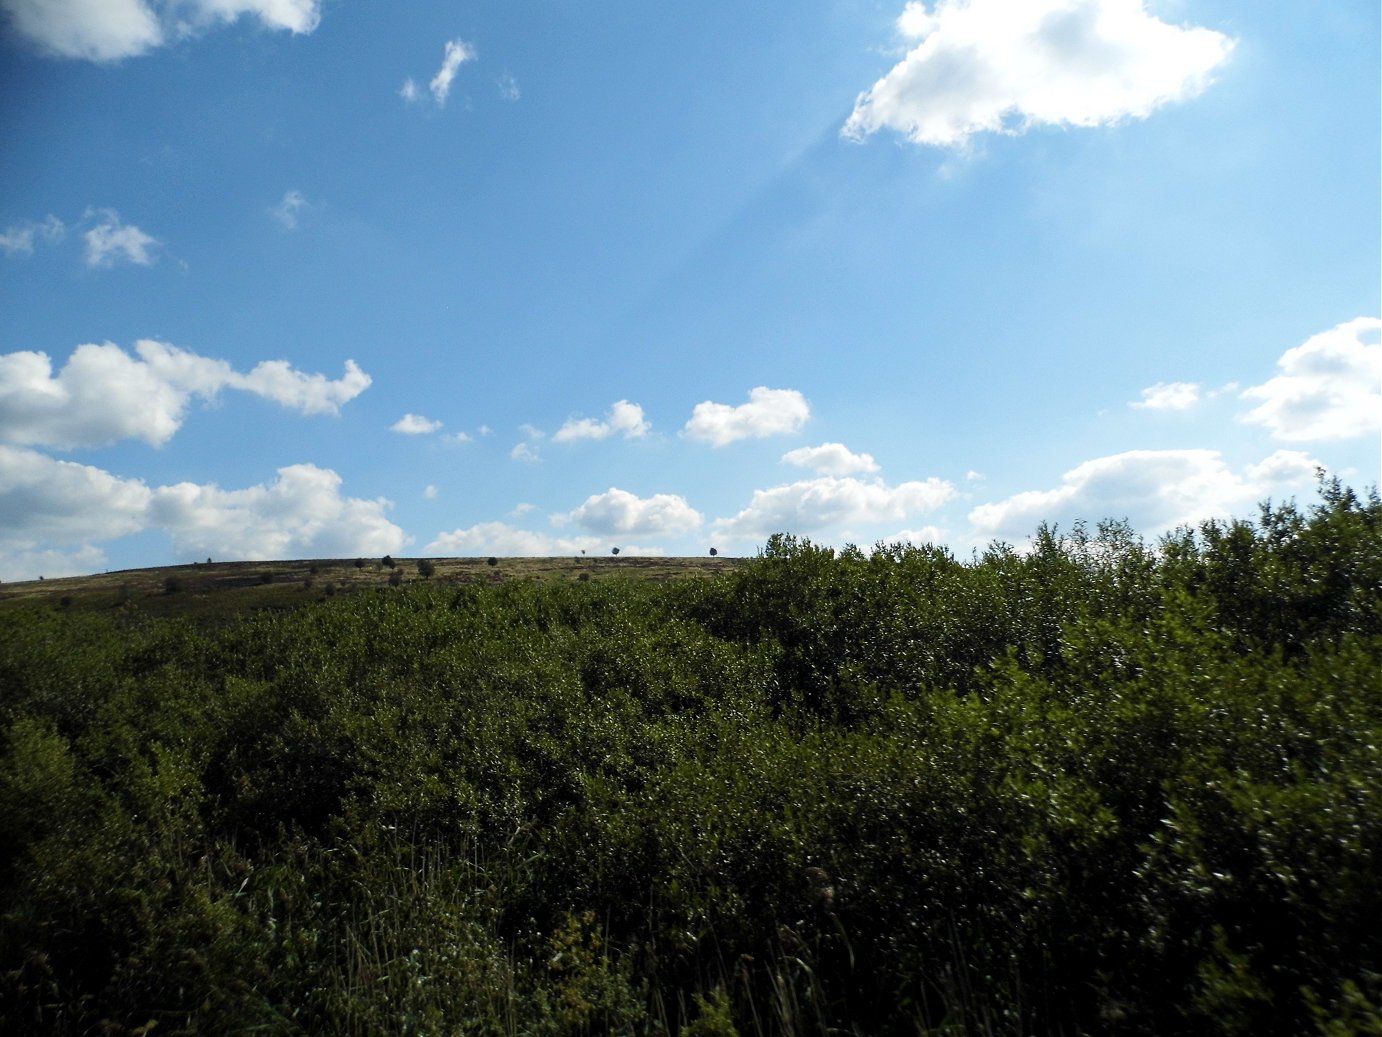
1132, 381, 1200, 411
423, 485, 439, 500
148, 463, 405, 559
843, 0, 1235, 149
1239, 317, 1382, 442
270, 189, 309, 229
553, 400, 651, 443
0, 0, 321, 61
968, 447, 1321, 542
391, 413, 443, 435
510, 442, 540, 463
782, 442, 879, 476
400, 78, 419, 102
426, 522, 665, 557
715, 475, 956, 540
442, 431, 473, 444
0, 339, 370, 449
0, 215, 65, 256
83, 209, 158, 267
684, 387, 810, 447
558, 488, 702, 537
430, 38, 476, 105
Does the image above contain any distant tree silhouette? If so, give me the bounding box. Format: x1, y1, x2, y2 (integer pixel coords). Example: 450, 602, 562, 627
611, 547, 620, 556
709, 547, 718, 557
417, 559, 435, 578
382, 555, 396, 569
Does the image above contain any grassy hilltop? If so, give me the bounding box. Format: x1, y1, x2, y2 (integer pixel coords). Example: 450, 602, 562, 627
0, 481, 1379, 1036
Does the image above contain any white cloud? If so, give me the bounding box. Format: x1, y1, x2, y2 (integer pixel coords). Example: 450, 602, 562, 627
391, 413, 443, 435
426, 522, 666, 557
423, 484, 439, 500
83, 209, 158, 267
885, 525, 948, 547
270, 189, 309, 229
148, 463, 405, 559
0, 339, 370, 449
442, 431, 473, 444
0, 215, 64, 256
967, 447, 1321, 542
0, 0, 320, 61
557, 488, 702, 537
497, 72, 520, 101
1239, 317, 1382, 442
184, 0, 320, 35
684, 387, 810, 447
782, 442, 879, 476
843, 0, 1235, 149
553, 400, 651, 442
1132, 381, 1201, 410
0, 447, 406, 578
714, 475, 956, 540
430, 38, 476, 105
0, 445, 152, 546
510, 442, 540, 463
400, 78, 419, 103
0, 545, 108, 583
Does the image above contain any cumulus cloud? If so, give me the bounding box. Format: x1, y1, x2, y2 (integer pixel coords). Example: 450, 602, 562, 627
967, 447, 1321, 542
0, 448, 402, 577
148, 463, 405, 559
1132, 381, 1200, 410
430, 38, 476, 105
0, 339, 370, 449
885, 525, 949, 547
0, 0, 320, 61
782, 442, 880, 476
0, 215, 65, 256
391, 413, 443, 435
714, 475, 956, 540
1239, 317, 1382, 442
557, 488, 702, 537
553, 400, 651, 443
843, 0, 1235, 149
83, 209, 158, 267
270, 189, 309, 229
425, 522, 665, 557
510, 443, 540, 463
684, 387, 810, 447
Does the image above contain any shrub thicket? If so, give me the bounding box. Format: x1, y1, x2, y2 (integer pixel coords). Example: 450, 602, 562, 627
0, 480, 1378, 1035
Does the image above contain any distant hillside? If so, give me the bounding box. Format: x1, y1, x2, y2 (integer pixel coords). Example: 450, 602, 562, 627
0, 554, 743, 621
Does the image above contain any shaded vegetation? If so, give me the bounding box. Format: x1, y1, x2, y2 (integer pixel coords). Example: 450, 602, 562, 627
0, 480, 1378, 1035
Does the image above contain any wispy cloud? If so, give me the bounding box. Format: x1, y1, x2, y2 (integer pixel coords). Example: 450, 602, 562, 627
844, 0, 1235, 149
270, 189, 310, 229
0, 215, 65, 256
497, 72, 520, 101
430, 38, 476, 105
83, 209, 158, 267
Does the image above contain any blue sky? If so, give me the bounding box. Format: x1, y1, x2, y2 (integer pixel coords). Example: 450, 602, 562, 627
0, 0, 1377, 579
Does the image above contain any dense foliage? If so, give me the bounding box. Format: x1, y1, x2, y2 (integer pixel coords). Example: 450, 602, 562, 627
1, 480, 1379, 1035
